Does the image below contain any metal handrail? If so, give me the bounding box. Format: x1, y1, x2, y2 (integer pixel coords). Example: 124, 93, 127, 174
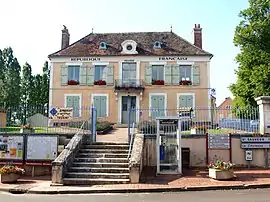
127, 122, 135, 159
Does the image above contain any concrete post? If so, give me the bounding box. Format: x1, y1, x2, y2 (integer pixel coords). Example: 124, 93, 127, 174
255, 96, 270, 135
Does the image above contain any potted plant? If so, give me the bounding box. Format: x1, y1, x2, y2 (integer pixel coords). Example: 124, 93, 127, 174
179, 80, 192, 85
68, 80, 79, 85
94, 80, 106, 85
152, 80, 164, 85
208, 160, 235, 180
190, 125, 207, 134
0, 165, 25, 183
20, 123, 35, 133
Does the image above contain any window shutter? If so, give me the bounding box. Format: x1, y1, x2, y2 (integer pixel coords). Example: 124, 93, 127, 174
164, 65, 172, 85
158, 96, 165, 116
93, 96, 101, 117
186, 95, 194, 108
61, 65, 68, 85
106, 64, 114, 85
178, 95, 187, 108
86, 65, 94, 85
145, 64, 152, 85
171, 64, 180, 85
192, 64, 200, 85
72, 96, 80, 117
100, 96, 107, 117
79, 65, 87, 85
151, 96, 159, 118
66, 96, 74, 108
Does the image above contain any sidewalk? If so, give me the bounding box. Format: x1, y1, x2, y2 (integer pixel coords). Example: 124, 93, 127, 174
1, 169, 270, 194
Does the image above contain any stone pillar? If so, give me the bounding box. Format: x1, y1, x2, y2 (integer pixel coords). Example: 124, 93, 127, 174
255, 96, 270, 134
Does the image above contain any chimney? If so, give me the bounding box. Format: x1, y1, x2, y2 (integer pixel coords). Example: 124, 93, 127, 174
61, 25, 70, 49
194, 24, 202, 49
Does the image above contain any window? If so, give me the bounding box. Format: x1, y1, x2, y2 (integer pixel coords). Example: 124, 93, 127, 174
65, 95, 81, 117
153, 41, 162, 49
94, 65, 106, 81
179, 65, 192, 81
99, 42, 107, 49
122, 62, 136, 85
152, 65, 164, 81
178, 94, 195, 117
92, 94, 108, 118
149, 93, 167, 118
68, 65, 80, 82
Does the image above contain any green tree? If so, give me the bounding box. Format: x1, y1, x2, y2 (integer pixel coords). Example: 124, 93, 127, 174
229, 0, 270, 115
2, 47, 21, 108
0, 49, 6, 107
21, 62, 33, 106
40, 61, 50, 106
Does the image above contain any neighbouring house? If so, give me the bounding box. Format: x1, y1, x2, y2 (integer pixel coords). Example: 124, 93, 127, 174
0, 109, 6, 128
48, 24, 214, 124
216, 97, 233, 122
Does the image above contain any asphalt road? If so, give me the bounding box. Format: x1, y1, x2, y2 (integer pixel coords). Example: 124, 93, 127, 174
1, 189, 270, 202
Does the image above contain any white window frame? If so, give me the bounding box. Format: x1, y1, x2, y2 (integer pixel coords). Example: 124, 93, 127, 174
91, 93, 109, 117
151, 64, 165, 81
94, 65, 107, 81
176, 93, 195, 117
119, 60, 140, 85
149, 93, 167, 117
64, 93, 82, 117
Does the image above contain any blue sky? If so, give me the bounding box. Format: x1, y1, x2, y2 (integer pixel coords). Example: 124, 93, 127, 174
0, 0, 249, 105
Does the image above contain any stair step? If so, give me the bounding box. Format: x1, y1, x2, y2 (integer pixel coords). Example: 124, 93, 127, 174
90, 142, 129, 145
81, 144, 129, 149
78, 149, 129, 153
74, 157, 128, 163
72, 162, 129, 168
65, 172, 129, 179
63, 178, 129, 185
69, 167, 129, 173
76, 153, 128, 158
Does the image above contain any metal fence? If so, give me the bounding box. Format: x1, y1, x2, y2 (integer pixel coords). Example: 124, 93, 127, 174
131, 106, 260, 135
1, 106, 97, 134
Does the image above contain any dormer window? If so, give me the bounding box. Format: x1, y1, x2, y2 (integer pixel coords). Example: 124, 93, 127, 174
99, 41, 107, 49
153, 41, 162, 49
121, 40, 138, 55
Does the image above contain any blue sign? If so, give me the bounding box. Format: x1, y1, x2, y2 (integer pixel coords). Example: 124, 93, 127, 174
50, 108, 58, 116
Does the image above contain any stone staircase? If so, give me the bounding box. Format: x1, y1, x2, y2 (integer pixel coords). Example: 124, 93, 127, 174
63, 142, 131, 185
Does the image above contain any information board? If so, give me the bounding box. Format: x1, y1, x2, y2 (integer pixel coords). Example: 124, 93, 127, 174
26, 135, 58, 161
208, 134, 230, 149
0, 135, 24, 160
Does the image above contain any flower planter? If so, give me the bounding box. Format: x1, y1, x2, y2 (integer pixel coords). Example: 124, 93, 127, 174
208, 168, 235, 180
1, 173, 20, 183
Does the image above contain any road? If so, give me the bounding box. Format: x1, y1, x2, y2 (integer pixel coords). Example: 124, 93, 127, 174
1, 189, 270, 202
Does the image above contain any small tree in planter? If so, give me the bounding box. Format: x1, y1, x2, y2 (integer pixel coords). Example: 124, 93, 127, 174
0, 165, 25, 183
208, 160, 235, 180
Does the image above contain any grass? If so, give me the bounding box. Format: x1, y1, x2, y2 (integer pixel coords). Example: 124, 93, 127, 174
0, 127, 52, 133
181, 128, 235, 135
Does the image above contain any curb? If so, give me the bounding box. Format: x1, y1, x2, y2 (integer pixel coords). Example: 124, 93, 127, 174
2, 183, 270, 195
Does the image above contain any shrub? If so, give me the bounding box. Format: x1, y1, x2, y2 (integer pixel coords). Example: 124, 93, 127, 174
96, 121, 111, 131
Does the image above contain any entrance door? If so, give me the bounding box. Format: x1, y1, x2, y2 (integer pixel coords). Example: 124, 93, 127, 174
157, 118, 182, 174
122, 96, 136, 124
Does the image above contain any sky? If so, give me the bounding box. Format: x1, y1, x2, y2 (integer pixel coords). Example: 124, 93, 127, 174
0, 0, 249, 105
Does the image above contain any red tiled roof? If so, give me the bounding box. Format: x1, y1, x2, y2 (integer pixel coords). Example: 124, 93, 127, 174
48, 32, 213, 58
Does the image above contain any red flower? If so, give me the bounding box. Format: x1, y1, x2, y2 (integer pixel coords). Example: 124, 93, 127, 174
68, 80, 79, 85
94, 80, 106, 85
179, 80, 192, 85
152, 80, 164, 85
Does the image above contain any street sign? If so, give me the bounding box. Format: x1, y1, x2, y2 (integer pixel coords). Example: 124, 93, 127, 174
208, 134, 230, 149
241, 137, 270, 143
245, 150, 253, 161
241, 143, 270, 149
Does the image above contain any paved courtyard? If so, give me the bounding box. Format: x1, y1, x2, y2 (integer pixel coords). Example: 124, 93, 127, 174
96, 128, 129, 143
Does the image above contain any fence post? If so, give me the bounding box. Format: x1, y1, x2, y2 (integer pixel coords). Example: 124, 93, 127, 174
91, 106, 97, 142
